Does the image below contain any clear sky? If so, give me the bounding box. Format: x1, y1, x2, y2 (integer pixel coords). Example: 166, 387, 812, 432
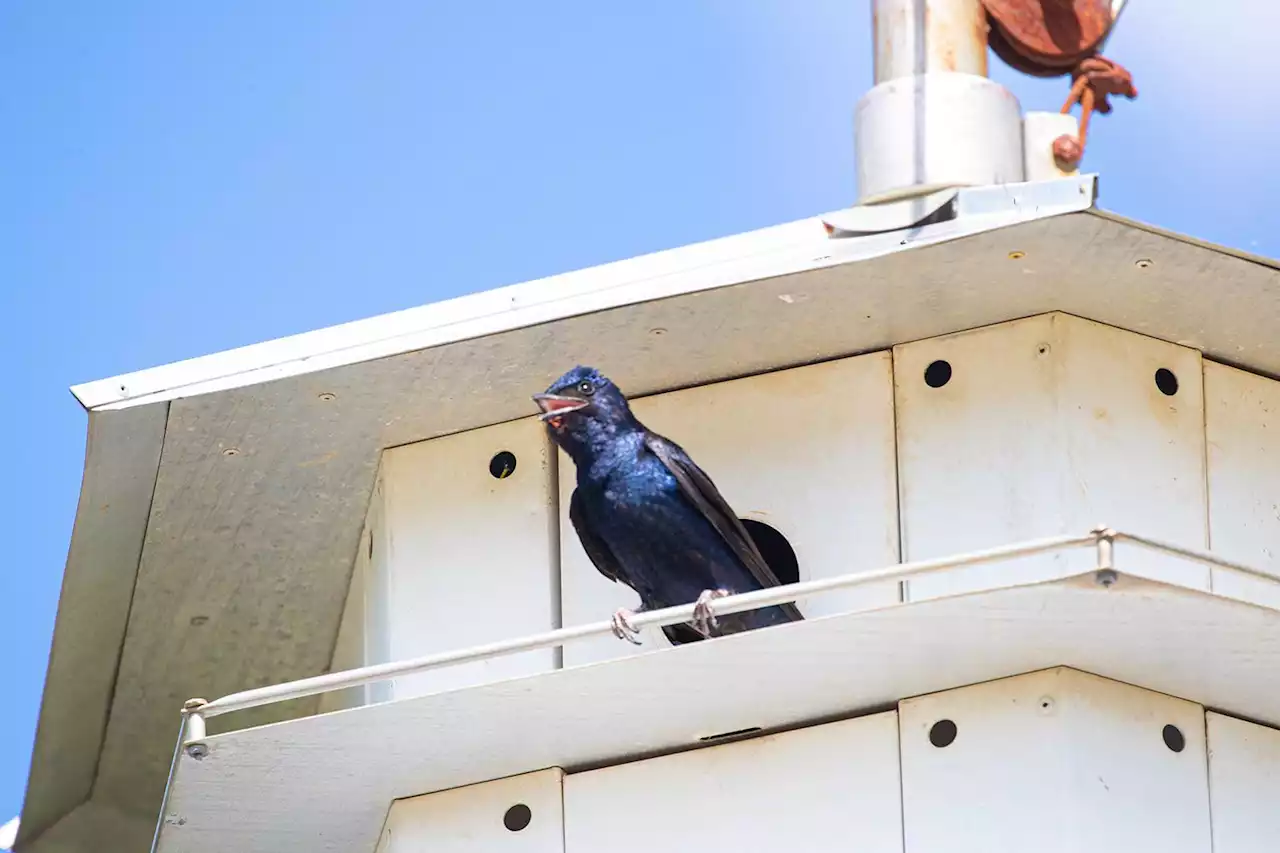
1, 0, 1276, 830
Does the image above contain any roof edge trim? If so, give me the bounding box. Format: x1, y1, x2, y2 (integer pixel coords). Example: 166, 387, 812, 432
72, 176, 1097, 412
1087, 208, 1280, 271
18, 404, 169, 846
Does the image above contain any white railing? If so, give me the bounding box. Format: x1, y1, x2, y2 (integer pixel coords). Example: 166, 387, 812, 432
152, 525, 1280, 853
179, 527, 1280, 732
176, 526, 1280, 737
188, 531, 1097, 726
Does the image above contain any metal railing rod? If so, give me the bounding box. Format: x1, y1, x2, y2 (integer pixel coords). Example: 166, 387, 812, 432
1114, 532, 1280, 585
197, 531, 1094, 719
148, 713, 188, 853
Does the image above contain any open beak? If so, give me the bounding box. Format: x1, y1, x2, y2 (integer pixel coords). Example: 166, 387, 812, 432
532, 393, 589, 421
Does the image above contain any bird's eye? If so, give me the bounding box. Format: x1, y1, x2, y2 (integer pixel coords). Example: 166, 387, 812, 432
578, 380, 594, 396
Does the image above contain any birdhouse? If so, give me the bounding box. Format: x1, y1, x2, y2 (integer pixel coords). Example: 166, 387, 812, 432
16, 2, 1280, 853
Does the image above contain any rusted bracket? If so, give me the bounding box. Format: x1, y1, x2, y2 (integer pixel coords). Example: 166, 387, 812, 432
981, 0, 1137, 168
1052, 57, 1137, 168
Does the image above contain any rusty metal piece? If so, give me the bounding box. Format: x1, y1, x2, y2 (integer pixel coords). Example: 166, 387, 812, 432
1052, 56, 1137, 168
983, 0, 1114, 76
1062, 56, 1138, 115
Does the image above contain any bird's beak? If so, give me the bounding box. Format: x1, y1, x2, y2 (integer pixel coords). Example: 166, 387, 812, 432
532, 393, 589, 421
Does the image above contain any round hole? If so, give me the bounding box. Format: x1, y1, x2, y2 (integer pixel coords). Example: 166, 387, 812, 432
924, 360, 952, 389
741, 519, 800, 586
929, 719, 957, 748
649, 327, 667, 336
489, 451, 518, 479
222, 447, 241, 457
1162, 724, 1185, 753
189, 615, 209, 627
317, 392, 336, 402
1154, 368, 1179, 396
503, 803, 532, 832
1008, 250, 1025, 260
1135, 258, 1153, 269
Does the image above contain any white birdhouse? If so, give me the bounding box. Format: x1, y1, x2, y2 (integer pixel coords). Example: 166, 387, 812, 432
18, 3, 1280, 853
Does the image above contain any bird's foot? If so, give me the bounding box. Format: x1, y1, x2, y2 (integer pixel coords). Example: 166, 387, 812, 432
692, 588, 730, 637
611, 607, 643, 645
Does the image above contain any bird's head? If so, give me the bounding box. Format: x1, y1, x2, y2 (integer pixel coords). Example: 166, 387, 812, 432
532, 365, 636, 450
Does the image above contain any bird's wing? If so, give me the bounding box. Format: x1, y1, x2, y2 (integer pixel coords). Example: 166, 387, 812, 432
644, 432, 804, 622
570, 486, 627, 585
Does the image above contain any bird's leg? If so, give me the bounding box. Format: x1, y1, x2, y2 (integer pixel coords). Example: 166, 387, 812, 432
691, 588, 730, 638
611, 605, 644, 645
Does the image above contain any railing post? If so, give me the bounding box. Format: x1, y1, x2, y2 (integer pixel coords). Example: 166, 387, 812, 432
1092, 525, 1117, 587
182, 698, 209, 760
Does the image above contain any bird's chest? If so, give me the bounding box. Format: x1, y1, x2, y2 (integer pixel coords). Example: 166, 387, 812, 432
589, 456, 682, 520
576, 451, 733, 605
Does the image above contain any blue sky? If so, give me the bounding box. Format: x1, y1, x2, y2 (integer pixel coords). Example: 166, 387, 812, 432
1, 0, 1276, 829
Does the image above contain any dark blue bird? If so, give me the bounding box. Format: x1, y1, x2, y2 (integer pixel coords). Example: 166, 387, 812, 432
533, 365, 804, 646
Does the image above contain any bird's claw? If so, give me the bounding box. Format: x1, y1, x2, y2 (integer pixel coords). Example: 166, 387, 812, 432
692, 588, 730, 637
611, 607, 643, 645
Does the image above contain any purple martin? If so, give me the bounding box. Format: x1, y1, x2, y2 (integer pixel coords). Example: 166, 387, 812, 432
533, 365, 803, 646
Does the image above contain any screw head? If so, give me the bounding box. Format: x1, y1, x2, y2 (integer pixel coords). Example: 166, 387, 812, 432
1007, 250, 1026, 260
317, 392, 336, 402
185, 743, 209, 760
1095, 568, 1118, 587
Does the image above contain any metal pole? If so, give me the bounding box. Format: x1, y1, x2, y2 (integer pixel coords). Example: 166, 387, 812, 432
857, 0, 1023, 204
197, 531, 1095, 718
873, 0, 988, 83
149, 704, 202, 853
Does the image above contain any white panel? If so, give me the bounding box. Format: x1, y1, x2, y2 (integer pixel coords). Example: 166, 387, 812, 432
900, 667, 1211, 853
564, 712, 903, 853
895, 312, 1208, 599
559, 353, 901, 667
1205, 361, 1280, 609
376, 768, 564, 853
1207, 712, 1280, 853
370, 418, 559, 699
